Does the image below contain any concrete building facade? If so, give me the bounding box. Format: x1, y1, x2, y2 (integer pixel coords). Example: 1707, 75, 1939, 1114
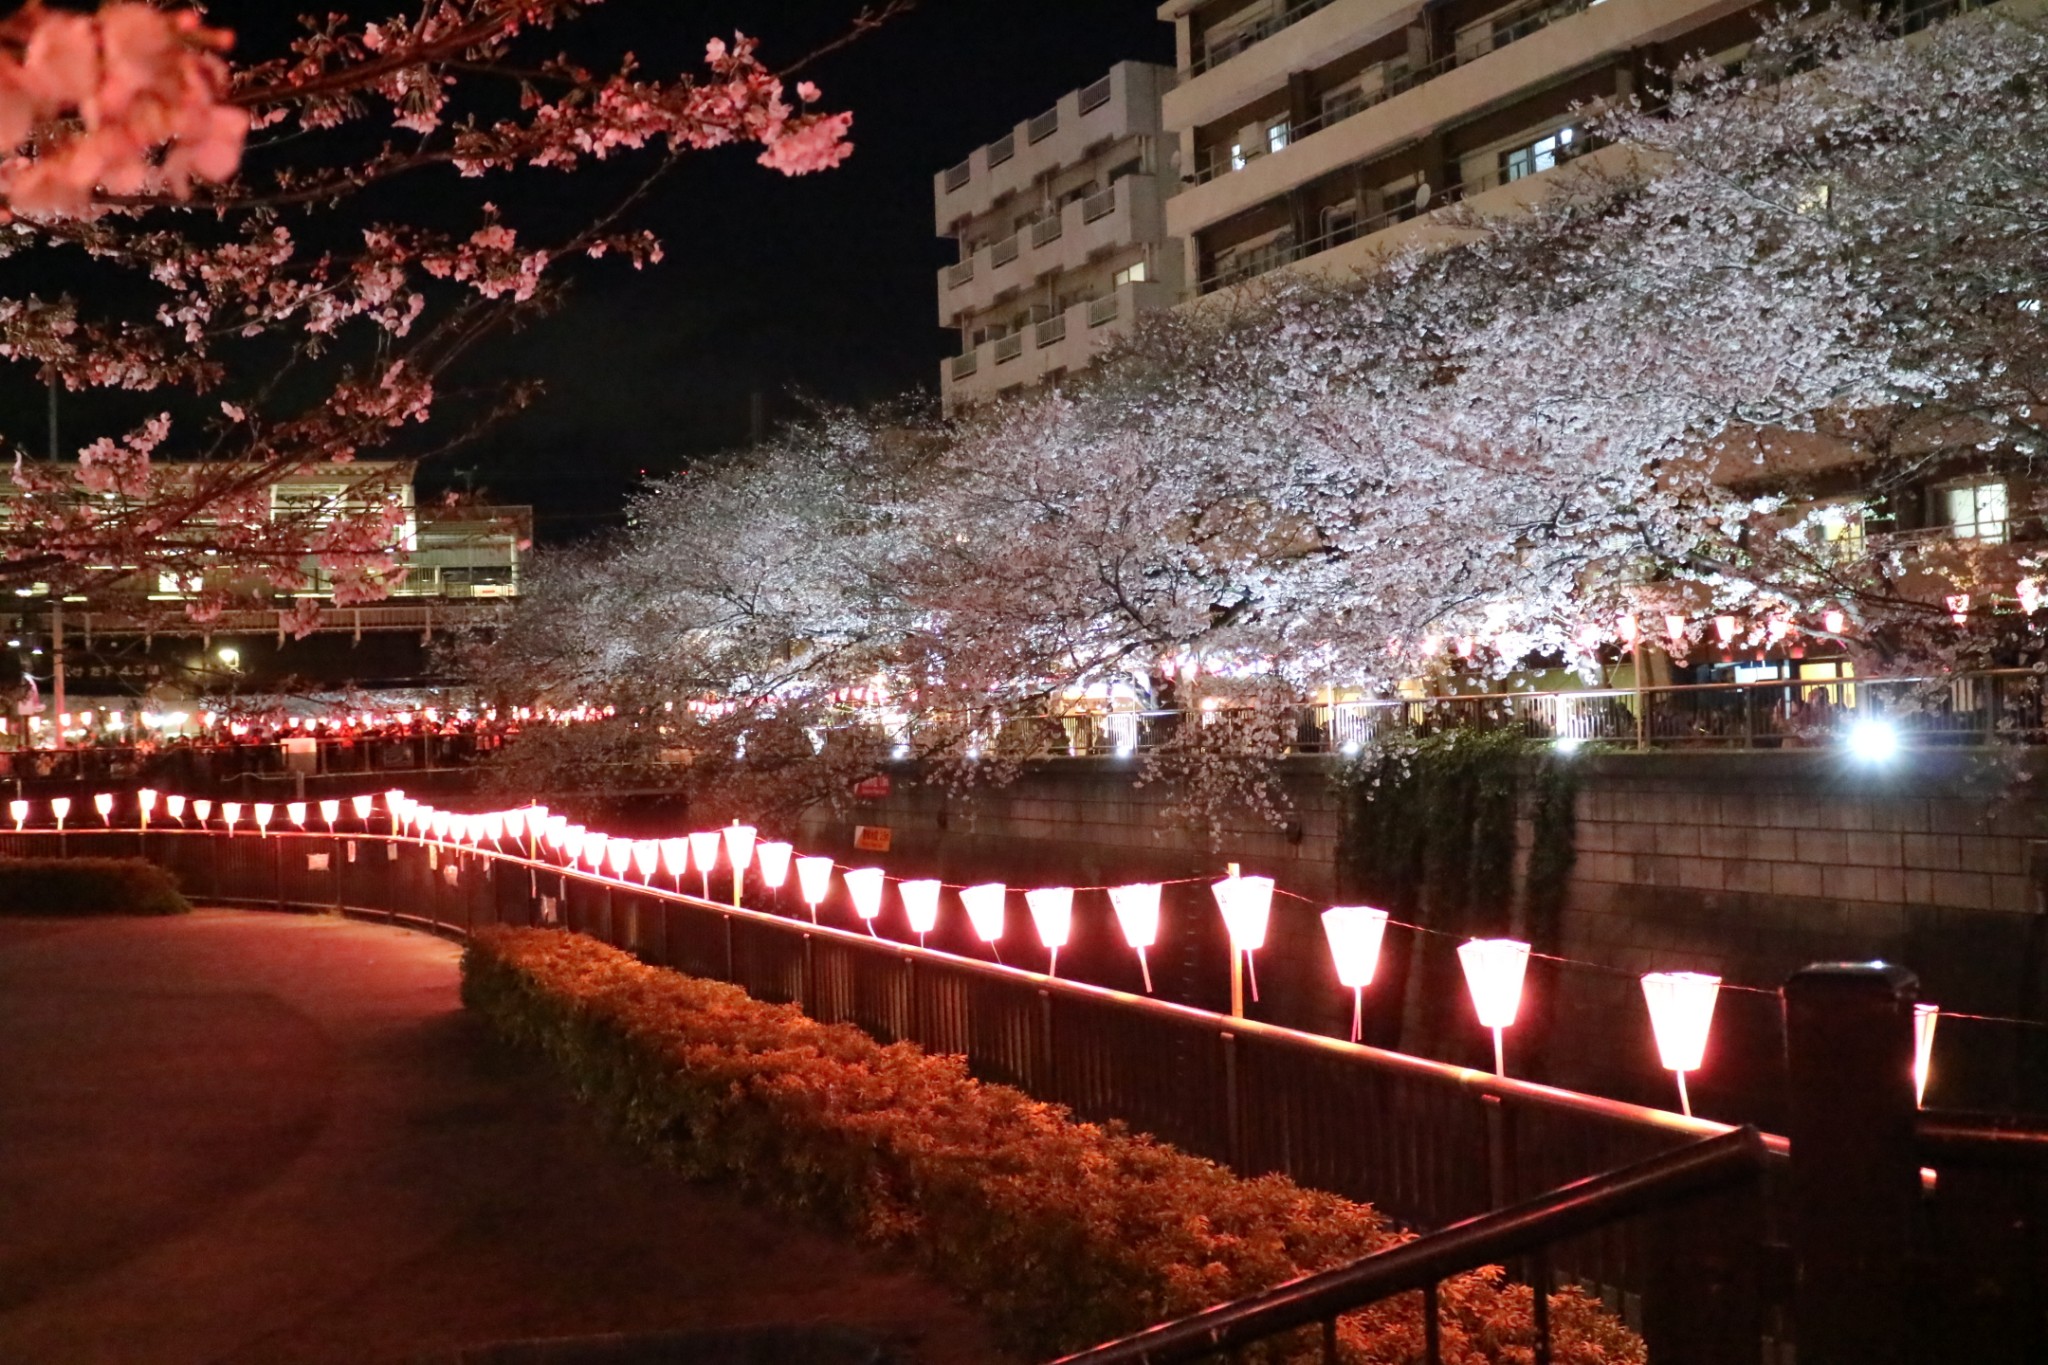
934, 61, 1185, 410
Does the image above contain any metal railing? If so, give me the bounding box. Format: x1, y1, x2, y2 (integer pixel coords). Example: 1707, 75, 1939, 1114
944, 158, 972, 192
1087, 294, 1121, 327
1189, 0, 1343, 76
1079, 75, 1113, 114
1036, 316, 1068, 348
1028, 107, 1060, 144
994, 333, 1024, 364
950, 350, 979, 380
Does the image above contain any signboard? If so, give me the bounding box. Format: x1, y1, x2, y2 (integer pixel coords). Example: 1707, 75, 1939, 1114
307, 853, 330, 872
854, 825, 893, 853
854, 774, 891, 800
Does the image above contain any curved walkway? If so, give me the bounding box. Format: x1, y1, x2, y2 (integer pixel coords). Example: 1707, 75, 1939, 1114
0, 910, 1004, 1365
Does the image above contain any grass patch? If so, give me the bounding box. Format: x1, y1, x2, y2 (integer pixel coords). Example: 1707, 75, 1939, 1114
0, 857, 190, 917
463, 927, 1643, 1363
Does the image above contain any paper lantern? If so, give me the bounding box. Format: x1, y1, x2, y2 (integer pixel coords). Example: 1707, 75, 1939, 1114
900, 878, 942, 946
1212, 873, 1274, 1002
138, 788, 158, 829
582, 831, 609, 871
1026, 886, 1074, 978
756, 841, 794, 892
1322, 906, 1391, 1043
9, 799, 25, 830
605, 838, 633, 877
287, 801, 307, 828
254, 803, 275, 835
220, 801, 241, 833
562, 826, 586, 864
723, 823, 758, 900
1664, 614, 1688, 648
688, 830, 722, 899
632, 839, 660, 882
194, 799, 213, 826
1458, 938, 1531, 1077
844, 867, 886, 935
94, 793, 114, 825
1109, 883, 1162, 993
1823, 608, 1847, 635
1618, 614, 1639, 645
166, 795, 186, 823
351, 794, 374, 822
660, 837, 692, 886
794, 855, 835, 922
481, 811, 504, 845
1915, 1002, 1939, 1108
960, 883, 1007, 960
1641, 971, 1721, 1117
319, 799, 340, 828
2019, 578, 2044, 616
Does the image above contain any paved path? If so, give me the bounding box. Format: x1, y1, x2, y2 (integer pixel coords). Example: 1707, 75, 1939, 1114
0, 911, 1006, 1365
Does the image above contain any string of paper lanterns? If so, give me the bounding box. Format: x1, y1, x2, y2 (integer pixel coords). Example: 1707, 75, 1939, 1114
0, 786, 1959, 1116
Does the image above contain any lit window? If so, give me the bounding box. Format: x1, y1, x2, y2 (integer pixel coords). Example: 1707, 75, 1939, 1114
1267, 121, 1290, 154
1229, 142, 1248, 172
1115, 261, 1148, 286
1941, 479, 2008, 542
1505, 126, 1575, 182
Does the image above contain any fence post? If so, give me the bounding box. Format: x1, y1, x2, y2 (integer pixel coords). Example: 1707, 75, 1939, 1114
1222, 1029, 1245, 1172
1783, 962, 1921, 1365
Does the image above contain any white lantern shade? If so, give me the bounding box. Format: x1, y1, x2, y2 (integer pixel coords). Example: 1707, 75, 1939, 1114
9, 799, 26, 825
499, 808, 525, 841
351, 794, 374, 820
1459, 938, 1531, 1030
194, 799, 213, 823
631, 840, 660, 878
220, 801, 240, 828
1914, 1002, 1939, 1107
1641, 971, 1721, 1074
582, 832, 609, 869
1026, 886, 1074, 950
94, 793, 114, 819
606, 839, 634, 876
1109, 883, 1162, 949
1322, 906, 1391, 989
1212, 874, 1275, 951
756, 841, 794, 890
319, 799, 340, 825
795, 855, 835, 907
900, 879, 942, 936
50, 796, 71, 822
660, 838, 692, 878
687, 830, 722, 875
960, 883, 1007, 943
844, 867, 886, 922
255, 803, 275, 830
562, 827, 586, 862
482, 811, 504, 843
286, 801, 307, 827
138, 789, 158, 813
166, 795, 186, 820
723, 823, 758, 872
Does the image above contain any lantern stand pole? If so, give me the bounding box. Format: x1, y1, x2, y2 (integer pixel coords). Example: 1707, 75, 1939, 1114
1351, 986, 1364, 1044
1675, 1070, 1692, 1119
699, 870, 710, 901
1226, 861, 1245, 1020
732, 866, 743, 910
1137, 945, 1153, 995
1048, 946, 1059, 980
1491, 1026, 1506, 1079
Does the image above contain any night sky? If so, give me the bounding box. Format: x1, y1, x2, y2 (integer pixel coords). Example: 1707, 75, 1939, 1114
438, 0, 1175, 538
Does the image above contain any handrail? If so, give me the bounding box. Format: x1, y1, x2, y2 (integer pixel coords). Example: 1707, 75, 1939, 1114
1048, 1126, 1773, 1363
1917, 1112, 2048, 1167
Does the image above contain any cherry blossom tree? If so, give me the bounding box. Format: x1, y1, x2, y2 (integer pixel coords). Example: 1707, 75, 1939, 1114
0, 0, 883, 628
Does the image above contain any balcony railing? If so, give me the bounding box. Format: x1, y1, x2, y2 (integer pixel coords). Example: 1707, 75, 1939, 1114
943, 158, 971, 192
1189, 0, 1343, 76
1035, 315, 1068, 348
993, 333, 1024, 364
1079, 74, 1113, 114
944, 258, 974, 288
1088, 294, 1121, 328
1030, 216, 1064, 248
1080, 186, 1119, 223
1027, 106, 1060, 144
988, 132, 1015, 167
990, 233, 1020, 266
949, 350, 979, 381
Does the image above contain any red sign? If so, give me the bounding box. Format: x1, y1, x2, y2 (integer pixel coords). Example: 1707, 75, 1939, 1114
854, 825, 893, 853
854, 774, 891, 800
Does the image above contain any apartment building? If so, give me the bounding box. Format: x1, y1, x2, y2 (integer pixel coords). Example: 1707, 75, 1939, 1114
935, 61, 1185, 410
1157, 0, 1766, 297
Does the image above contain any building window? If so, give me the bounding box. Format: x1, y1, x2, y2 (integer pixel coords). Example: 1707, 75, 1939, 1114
1114, 260, 1148, 287
1504, 126, 1577, 182
1229, 142, 1248, 173
1266, 121, 1290, 155
1805, 503, 1867, 556
1939, 478, 2008, 542
1320, 200, 1359, 246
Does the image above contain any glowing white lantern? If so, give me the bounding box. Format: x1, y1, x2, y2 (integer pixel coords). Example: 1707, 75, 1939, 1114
1459, 938, 1531, 1078
1664, 614, 1688, 648
1212, 873, 1274, 1002
1321, 905, 1391, 1043
582, 832, 608, 871
1915, 1002, 1939, 1108
94, 792, 114, 825
631, 839, 660, 882
960, 883, 1007, 960
384, 788, 407, 833
351, 794, 374, 822
794, 855, 835, 922
723, 823, 758, 905
431, 810, 451, 842
1026, 886, 1074, 978
50, 797, 71, 831
138, 788, 158, 829
254, 803, 275, 835
166, 795, 186, 824
660, 837, 691, 886
319, 799, 340, 829
605, 838, 633, 878
1641, 971, 1721, 1117
221, 801, 241, 834
194, 799, 213, 826
900, 878, 942, 946
286, 801, 307, 828
756, 840, 794, 892
562, 826, 586, 864
9, 799, 26, 830
1823, 608, 1847, 635
481, 811, 504, 845
844, 867, 886, 935
1109, 883, 1162, 993
688, 830, 722, 899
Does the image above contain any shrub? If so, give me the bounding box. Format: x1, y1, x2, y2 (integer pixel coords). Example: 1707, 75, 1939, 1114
464, 927, 1643, 1363
0, 856, 190, 917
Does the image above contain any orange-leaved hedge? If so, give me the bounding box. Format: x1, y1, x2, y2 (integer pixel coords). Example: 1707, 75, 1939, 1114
462, 927, 1644, 1364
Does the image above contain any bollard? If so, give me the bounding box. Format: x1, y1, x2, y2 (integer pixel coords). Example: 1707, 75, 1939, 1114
1783, 962, 1921, 1365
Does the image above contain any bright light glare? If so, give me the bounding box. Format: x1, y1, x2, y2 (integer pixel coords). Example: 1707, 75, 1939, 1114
1848, 719, 1898, 762
1556, 736, 1584, 755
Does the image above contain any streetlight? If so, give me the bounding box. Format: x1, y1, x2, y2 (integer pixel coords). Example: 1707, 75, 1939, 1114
1459, 938, 1531, 1078
1109, 883, 1162, 993
1321, 905, 1391, 1043
1641, 971, 1721, 1117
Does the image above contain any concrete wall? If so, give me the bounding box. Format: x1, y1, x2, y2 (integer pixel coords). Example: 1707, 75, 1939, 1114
800, 748, 2048, 1120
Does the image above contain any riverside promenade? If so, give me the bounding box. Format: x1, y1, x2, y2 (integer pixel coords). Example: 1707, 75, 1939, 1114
0, 910, 1002, 1365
